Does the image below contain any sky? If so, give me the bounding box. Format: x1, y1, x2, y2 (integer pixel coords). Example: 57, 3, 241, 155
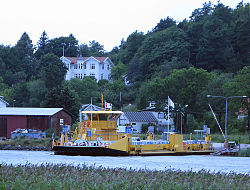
0, 0, 246, 52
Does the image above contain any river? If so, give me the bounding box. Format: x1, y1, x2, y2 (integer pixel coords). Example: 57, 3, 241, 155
0, 150, 249, 174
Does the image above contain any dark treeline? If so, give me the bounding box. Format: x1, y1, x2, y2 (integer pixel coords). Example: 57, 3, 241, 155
0, 1, 249, 133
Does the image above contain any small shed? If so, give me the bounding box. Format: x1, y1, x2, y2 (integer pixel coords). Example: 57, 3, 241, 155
119, 112, 158, 133
0, 108, 72, 138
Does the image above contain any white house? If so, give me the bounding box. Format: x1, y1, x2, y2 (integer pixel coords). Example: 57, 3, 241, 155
0, 97, 9, 108
60, 56, 114, 81
119, 112, 158, 133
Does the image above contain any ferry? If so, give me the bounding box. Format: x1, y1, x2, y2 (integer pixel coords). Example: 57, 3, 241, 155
52, 110, 214, 156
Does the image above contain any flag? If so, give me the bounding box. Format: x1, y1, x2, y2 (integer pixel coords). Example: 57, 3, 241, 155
168, 97, 175, 108
105, 102, 112, 109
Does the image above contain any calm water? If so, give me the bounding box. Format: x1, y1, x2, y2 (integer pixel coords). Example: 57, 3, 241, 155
0, 150, 249, 174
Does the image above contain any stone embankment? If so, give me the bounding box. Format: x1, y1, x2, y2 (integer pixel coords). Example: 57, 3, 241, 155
0, 145, 51, 151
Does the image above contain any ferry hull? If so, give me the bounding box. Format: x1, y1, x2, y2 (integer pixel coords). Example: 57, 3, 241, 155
52, 146, 129, 156
53, 146, 214, 156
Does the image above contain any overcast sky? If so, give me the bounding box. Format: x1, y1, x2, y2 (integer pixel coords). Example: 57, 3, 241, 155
0, 0, 245, 51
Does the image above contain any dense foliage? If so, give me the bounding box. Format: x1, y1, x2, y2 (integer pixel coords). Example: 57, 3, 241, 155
0, 2, 249, 132
0, 164, 249, 189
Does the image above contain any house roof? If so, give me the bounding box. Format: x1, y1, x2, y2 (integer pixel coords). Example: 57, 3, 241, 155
0, 98, 9, 105
64, 56, 108, 64
124, 112, 158, 122
81, 104, 104, 111
0, 108, 64, 116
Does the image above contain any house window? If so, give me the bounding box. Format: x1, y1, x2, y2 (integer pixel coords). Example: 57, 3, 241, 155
84, 74, 86, 77
84, 64, 86, 69
132, 123, 136, 125
74, 74, 77, 78
80, 74, 83, 79
107, 65, 110, 70
90, 73, 95, 77
91, 64, 95, 69
101, 73, 104, 79
74, 64, 78, 69
102, 64, 104, 70
79, 63, 83, 69
158, 112, 165, 119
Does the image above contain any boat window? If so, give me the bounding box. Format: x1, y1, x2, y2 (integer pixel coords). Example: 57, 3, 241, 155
89, 114, 98, 121
99, 114, 107, 121
108, 114, 112, 121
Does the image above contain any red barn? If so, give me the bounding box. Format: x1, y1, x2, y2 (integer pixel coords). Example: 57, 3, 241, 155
0, 108, 72, 138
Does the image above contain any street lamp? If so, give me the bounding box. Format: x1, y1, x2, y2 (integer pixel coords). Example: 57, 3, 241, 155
13, 100, 16, 107
207, 95, 247, 148
180, 105, 188, 134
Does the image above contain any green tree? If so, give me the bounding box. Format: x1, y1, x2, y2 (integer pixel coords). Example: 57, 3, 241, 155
67, 77, 99, 104
127, 26, 190, 83
43, 85, 81, 123
223, 66, 250, 133
88, 40, 105, 56
120, 31, 145, 64
12, 32, 36, 80
27, 80, 47, 107
45, 34, 78, 57
38, 54, 67, 89
110, 62, 127, 80
35, 31, 49, 59
153, 17, 176, 32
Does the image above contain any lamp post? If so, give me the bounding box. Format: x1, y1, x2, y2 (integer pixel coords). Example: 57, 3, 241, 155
13, 100, 16, 107
207, 95, 247, 148
180, 105, 188, 134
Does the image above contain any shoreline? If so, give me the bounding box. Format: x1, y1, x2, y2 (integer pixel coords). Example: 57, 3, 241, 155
0, 145, 51, 151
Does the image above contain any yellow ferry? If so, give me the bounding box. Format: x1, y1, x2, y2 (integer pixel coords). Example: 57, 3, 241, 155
52, 109, 214, 156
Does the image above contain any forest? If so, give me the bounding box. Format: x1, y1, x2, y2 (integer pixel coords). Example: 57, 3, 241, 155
0, 2, 249, 134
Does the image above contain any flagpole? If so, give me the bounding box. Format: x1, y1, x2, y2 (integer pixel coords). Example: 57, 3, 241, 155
168, 96, 170, 132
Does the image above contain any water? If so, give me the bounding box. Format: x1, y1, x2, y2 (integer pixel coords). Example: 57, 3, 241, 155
0, 150, 249, 174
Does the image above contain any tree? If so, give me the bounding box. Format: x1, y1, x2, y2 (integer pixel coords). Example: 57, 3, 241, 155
88, 40, 106, 56
153, 17, 176, 32
147, 68, 213, 112
27, 80, 47, 107
79, 43, 91, 57
231, 3, 250, 69
67, 77, 99, 104
45, 34, 78, 57
196, 4, 237, 72
43, 85, 81, 123
190, 1, 213, 22
223, 66, 250, 133
35, 31, 49, 59
38, 54, 67, 89
120, 31, 145, 64
12, 32, 36, 80
110, 62, 127, 81
127, 26, 190, 83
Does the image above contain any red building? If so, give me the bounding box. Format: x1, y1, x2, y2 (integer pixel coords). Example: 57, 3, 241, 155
0, 108, 72, 138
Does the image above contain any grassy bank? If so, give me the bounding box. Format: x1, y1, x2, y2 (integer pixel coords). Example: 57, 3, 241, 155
0, 138, 52, 148
0, 164, 249, 190
238, 148, 250, 157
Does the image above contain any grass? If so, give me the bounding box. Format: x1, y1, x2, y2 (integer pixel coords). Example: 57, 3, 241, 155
0, 164, 249, 190
210, 133, 250, 144
0, 138, 52, 148
238, 148, 250, 157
